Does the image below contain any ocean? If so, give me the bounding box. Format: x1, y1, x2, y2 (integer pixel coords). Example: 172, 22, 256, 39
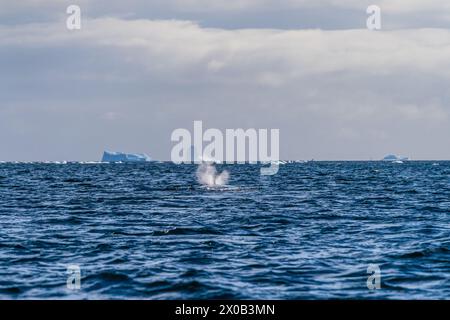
0, 161, 448, 299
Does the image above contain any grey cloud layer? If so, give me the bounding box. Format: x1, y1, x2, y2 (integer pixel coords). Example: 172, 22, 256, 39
2, 0, 450, 29
1, 16, 449, 160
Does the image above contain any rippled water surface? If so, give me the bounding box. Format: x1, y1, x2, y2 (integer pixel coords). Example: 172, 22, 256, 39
0, 162, 449, 299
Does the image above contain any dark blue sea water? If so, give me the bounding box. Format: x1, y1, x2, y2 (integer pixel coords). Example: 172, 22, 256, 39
0, 161, 448, 299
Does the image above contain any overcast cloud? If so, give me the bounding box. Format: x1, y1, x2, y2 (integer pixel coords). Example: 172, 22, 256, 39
0, 1, 449, 161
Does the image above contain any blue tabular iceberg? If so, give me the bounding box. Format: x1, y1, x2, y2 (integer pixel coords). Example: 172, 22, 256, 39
382, 154, 409, 161
101, 151, 151, 162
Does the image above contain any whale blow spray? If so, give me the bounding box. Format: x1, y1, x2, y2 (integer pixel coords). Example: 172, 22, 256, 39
196, 163, 229, 187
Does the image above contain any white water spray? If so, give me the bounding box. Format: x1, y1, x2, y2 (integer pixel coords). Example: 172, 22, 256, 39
196, 163, 229, 187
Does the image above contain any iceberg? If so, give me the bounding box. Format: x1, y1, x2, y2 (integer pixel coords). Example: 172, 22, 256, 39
382, 154, 409, 161
101, 151, 151, 162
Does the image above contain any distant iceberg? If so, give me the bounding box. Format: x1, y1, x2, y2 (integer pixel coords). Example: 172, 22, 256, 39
382, 154, 409, 161
101, 151, 151, 162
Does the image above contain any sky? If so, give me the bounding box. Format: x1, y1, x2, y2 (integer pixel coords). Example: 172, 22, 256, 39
1, 0, 449, 161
